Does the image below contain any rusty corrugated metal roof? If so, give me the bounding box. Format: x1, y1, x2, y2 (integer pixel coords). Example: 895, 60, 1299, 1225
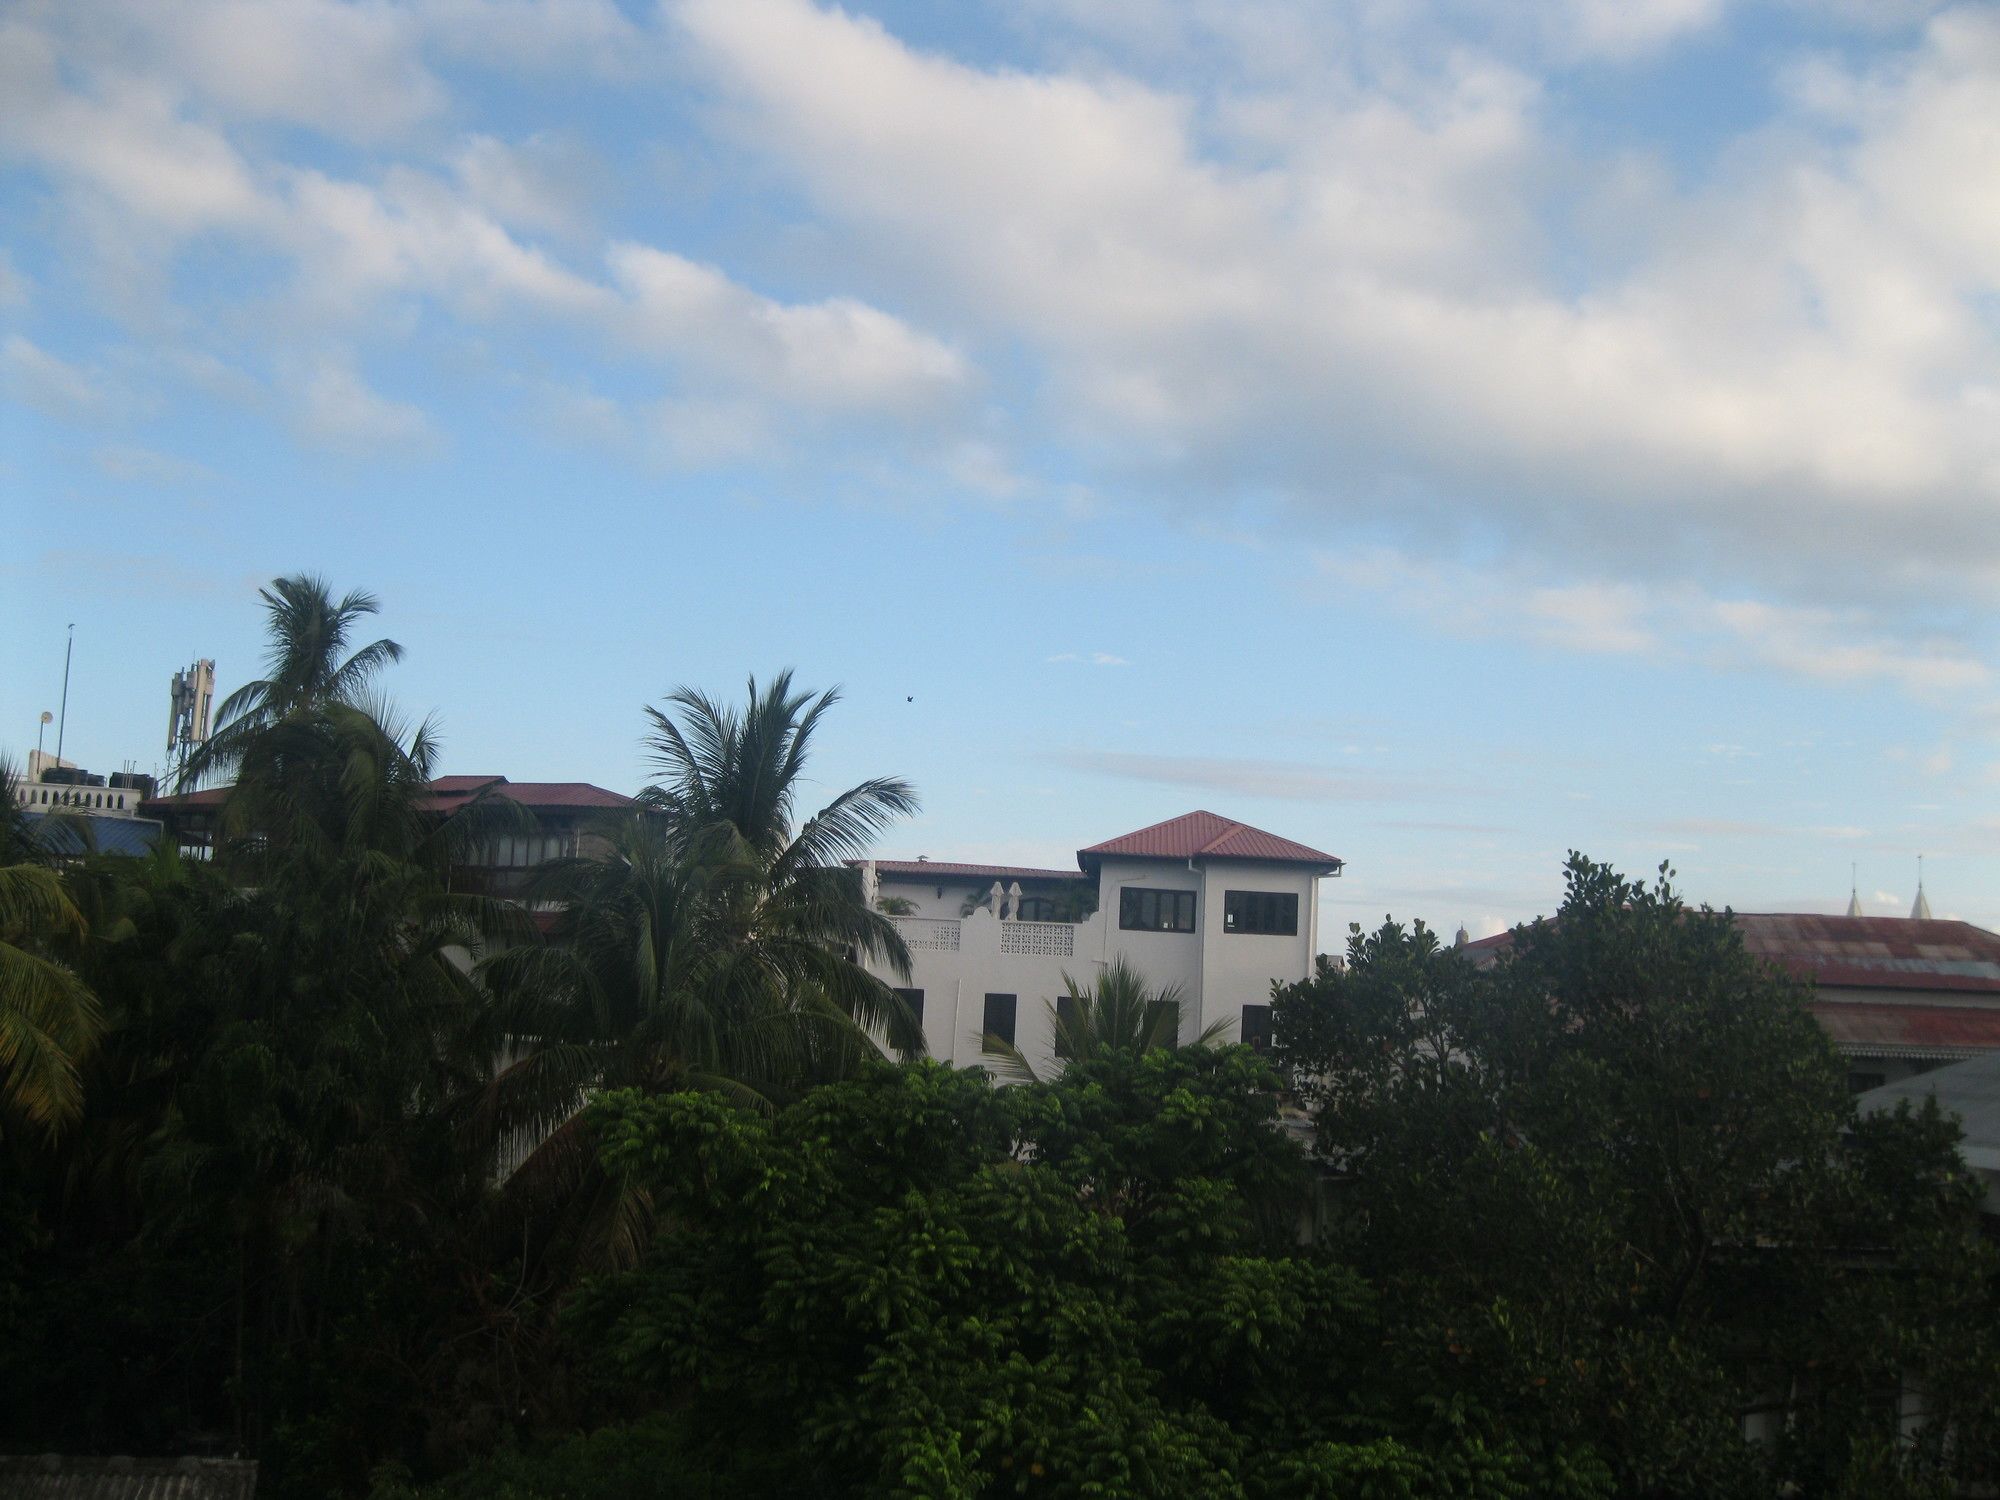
1811, 1001, 2000, 1058
1463, 913, 2000, 996
0, 1457, 258, 1500
1733, 914, 2000, 994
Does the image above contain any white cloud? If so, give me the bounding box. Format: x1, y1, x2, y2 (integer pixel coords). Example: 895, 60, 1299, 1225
292, 359, 435, 455
675, 0, 2000, 600
1549, 0, 1729, 61
607, 243, 969, 414
1, 335, 103, 416
453, 133, 604, 239
1047, 651, 1130, 666
1317, 546, 1993, 703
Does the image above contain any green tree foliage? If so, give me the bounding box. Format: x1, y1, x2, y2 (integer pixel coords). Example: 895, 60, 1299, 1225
507, 1051, 1599, 1499
1272, 855, 2000, 1498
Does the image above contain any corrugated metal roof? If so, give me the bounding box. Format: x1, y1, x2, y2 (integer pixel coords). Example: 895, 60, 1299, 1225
849, 859, 1084, 882
1736, 913, 2000, 994
1811, 1001, 2000, 1058
1463, 914, 2000, 996
25, 813, 163, 858
0, 1457, 258, 1499
1078, 810, 1341, 870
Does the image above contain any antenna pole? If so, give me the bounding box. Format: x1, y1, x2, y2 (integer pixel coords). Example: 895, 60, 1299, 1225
55, 624, 74, 766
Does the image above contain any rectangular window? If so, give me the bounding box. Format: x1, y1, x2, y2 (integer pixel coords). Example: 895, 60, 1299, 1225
1144, 999, 1179, 1045
1224, 890, 1298, 936
1054, 993, 1080, 1057
983, 993, 1017, 1051
1240, 1004, 1273, 1053
893, 987, 925, 1025
1017, 896, 1056, 922
1119, 887, 1196, 933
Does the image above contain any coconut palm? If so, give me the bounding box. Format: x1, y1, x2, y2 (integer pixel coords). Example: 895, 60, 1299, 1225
984, 956, 1229, 1084
0, 756, 102, 1135
177, 574, 403, 788
479, 674, 922, 1268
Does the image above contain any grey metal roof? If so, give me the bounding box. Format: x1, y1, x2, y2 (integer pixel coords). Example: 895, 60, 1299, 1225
24, 813, 163, 858
0, 1457, 257, 1500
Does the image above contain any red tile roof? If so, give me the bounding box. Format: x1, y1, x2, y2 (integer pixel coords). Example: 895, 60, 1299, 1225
1078, 810, 1342, 871
849, 859, 1083, 883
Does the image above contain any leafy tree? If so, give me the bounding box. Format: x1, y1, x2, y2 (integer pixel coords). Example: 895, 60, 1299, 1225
535, 1051, 1592, 1500
1273, 854, 2000, 1498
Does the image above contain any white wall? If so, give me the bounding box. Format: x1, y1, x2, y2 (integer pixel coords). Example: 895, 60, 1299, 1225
1196, 862, 1319, 1040
867, 855, 1324, 1069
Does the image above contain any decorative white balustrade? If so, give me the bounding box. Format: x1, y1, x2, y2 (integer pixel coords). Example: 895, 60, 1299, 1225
1000, 921, 1076, 957
894, 916, 962, 951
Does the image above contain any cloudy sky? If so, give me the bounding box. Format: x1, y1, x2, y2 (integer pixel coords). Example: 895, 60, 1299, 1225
3, 0, 1998, 940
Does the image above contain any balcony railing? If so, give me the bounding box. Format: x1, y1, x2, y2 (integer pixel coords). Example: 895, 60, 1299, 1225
1001, 921, 1075, 957
893, 916, 962, 951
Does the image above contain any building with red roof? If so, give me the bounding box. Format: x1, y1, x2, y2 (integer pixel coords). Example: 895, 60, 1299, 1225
1462, 910, 2000, 1091
848, 810, 1342, 1071
142, 774, 637, 900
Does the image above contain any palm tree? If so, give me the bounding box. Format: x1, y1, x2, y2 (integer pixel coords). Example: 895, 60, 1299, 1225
178, 574, 403, 788
640, 670, 919, 1043
479, 673, 922, 1268
0, 857, 103, 1136
984, 956, 1229, 1084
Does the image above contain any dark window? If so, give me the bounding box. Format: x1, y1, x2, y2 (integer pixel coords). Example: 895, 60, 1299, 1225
893, 987, 925, 1025
1240, 1004, 1273, 1052
1119, 887, 1196, 933
1144, 999, 1179, 1045
1224, 890, 1298, 936
1017, 896, 1056, 922
983, 993, 1017, 1051
1054, 993, 1080, 1057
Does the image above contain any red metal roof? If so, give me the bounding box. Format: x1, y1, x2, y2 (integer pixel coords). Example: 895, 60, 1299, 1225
145, 776, 635, 819
850, 859, 1083, 882
1078, 810, 1341, 870
1735, 913, 2000, 995
1812, 1001, 2000, 1058
419, 779, 636, 812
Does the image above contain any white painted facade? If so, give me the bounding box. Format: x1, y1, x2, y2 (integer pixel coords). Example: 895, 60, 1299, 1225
859, 817, 1335, 1073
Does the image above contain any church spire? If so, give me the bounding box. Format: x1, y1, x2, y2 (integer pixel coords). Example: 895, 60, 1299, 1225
1846, 863, 1862, 919
1910, 855, 1932, 921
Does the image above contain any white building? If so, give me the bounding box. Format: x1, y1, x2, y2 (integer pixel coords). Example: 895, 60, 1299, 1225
854, 810, 1342, 1071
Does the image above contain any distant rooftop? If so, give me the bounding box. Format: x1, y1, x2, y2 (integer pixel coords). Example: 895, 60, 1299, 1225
144, 775, 636, 820
1463, 912, 2000, 996
852, 859, 1083, 883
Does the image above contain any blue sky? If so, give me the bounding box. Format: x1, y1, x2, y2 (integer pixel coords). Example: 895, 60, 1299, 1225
3, 0, 1997, 941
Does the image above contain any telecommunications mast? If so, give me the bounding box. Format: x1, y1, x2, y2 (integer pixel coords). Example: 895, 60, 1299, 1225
167, 658, 216, 769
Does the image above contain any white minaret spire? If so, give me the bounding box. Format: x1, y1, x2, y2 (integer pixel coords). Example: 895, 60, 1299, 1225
1846, 863, 1862, 919
1910, 855, 1932, 921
